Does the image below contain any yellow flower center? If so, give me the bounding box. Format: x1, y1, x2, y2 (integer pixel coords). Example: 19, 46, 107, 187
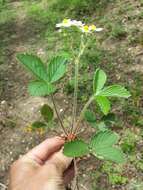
63, 19, 69, 24
90, 24, 96, 31
83, 25, 89, 32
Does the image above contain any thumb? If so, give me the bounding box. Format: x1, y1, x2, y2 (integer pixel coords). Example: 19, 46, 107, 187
46, 149, 72, 173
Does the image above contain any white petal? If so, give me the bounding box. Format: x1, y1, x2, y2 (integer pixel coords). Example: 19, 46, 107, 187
62, 23, 72, 27
95, 28, 103, 32
56, 23, 62, 28
71, 20, 84, 27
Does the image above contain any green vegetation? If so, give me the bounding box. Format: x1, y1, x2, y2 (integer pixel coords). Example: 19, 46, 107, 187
0, 0, 143, 189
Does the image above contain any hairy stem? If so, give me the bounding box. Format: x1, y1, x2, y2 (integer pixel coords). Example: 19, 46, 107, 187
73, 95, 94, 135
51, 94, 68, 136
73, 158, 79, 190
71, 35, 85, 133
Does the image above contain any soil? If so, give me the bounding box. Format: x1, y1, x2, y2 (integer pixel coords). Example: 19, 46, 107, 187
0, 1, 143, 190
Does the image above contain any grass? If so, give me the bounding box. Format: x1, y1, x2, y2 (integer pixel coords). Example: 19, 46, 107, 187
0, 0, 143, 189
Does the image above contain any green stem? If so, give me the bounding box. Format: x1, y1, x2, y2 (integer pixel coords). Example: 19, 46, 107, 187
71, 35, 85, 133
73, 95, 94, 135
51, 94, 68, 136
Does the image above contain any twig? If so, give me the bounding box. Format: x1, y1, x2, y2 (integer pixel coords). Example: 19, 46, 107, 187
0, 183, 7, 190
80, 184, 88, 190
73, 95, 94, 135
51, 94, 68, 136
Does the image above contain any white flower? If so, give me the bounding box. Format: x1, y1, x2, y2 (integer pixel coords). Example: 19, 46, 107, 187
56, 19, 72, 28
80, 24, 103, 33
56, 19, 103, 34
56, 19, 84, 28
71, 20, 84, 27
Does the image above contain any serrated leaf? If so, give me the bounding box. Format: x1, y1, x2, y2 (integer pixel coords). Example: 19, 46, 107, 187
92, 147, 125, 163
84, 110, 96, 123
90, 131, 125, 163
98, 85, 131, 98
95, 96, 111, 115
47, 56, 68, 83
28, 81, 55, 96
63, 139, 89, 157
90, 131, 119, 148
93, 68, 107, 94
40, 104, 53, 122
17, 54, 48, 81
31, 121, 46, 129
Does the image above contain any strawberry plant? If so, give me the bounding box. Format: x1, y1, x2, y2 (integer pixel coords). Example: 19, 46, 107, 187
17, 18, 131, 188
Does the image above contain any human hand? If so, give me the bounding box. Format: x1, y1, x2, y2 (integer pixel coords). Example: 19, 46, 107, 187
9, 137, 74, 190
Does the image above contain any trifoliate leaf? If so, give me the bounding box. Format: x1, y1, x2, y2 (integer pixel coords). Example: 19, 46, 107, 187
17, 54, 48, 81
28, 81, 55, 96
63, 139, 89, 157
98, 85, 131, 98
95, 96, 111, 115
47, 56, 68, 83
93, 68, 107, 94
40, 104, 53, 122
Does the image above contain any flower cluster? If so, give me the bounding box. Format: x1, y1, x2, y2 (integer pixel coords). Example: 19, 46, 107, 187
56, 19, 103, 33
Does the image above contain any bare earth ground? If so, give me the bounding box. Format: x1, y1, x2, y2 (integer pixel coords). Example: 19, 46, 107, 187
0, 1, 143, 190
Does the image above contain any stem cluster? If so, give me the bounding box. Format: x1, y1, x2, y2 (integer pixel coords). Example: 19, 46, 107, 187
51, 35, 93, 137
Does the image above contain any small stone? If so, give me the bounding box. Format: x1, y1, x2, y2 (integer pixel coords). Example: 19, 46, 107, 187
1, 100, 6, 105
83, 174, 86, 177
11, 158, 14, 161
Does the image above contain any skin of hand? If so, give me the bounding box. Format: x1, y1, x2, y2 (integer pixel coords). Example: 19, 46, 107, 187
9, 136, 74, 190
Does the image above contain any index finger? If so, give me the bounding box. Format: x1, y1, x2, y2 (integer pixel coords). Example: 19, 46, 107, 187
25, 136, 64, 164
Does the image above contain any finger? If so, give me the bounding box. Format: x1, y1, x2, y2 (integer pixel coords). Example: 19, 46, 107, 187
46, 149, 73, 173
25, 136, 65, 165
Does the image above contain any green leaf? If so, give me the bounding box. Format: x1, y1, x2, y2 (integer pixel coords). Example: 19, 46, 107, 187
28, 81, 55, 96
92, 147, 125, 163
63, 139, 89, 157
84, 110, 96, 123
90, 131, 125, 163
93, 68, 107, 94
95, 96, 111, 115
40, 104, 54, 122
47, 56, 68, 83
98, 85, 131, 98
17, 54, 48, 81
90, 131, 119, 148
31, 121, 46, 129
